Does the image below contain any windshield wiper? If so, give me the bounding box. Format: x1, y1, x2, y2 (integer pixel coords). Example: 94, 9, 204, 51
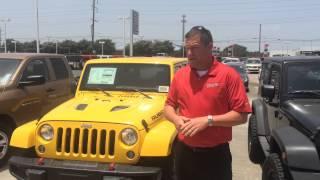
94, 88, 113, 97
288, 90, 320, 97
116, 86, 152, 99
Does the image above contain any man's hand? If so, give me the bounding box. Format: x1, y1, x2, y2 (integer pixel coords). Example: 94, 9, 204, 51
180, 117, 208, 137
173, 116, 190, 131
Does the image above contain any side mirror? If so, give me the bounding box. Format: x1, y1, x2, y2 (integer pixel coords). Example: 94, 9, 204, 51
19, 75, 45, 87
262, 84, 275, 100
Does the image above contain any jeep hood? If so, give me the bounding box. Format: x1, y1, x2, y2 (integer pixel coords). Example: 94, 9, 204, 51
40, 95, 167, 130
283, 99, 320, 133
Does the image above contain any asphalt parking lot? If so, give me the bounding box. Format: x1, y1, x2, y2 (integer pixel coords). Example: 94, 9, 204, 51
0, 73, 262, 180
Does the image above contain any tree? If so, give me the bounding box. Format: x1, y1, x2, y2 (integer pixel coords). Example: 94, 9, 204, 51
127, 40, 153, 56
152, 40, 174, 55
94, 39, 116, 55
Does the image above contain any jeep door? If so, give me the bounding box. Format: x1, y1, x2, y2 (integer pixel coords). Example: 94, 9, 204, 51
43, 57, 73, 113
14, 59, 49, 125
265, 64, 281, 131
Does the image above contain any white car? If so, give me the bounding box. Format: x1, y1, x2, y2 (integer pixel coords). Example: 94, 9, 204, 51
246, 58, 261, 73
222, 57, 240, 64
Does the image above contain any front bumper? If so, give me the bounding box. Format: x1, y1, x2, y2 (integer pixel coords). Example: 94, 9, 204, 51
9, 156, 161, 180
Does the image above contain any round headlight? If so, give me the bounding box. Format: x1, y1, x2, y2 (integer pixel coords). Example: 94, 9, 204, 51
39, 124, 54, 141
120, 128, 137, 146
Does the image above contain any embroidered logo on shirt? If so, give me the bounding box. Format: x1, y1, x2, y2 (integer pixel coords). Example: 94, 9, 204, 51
206, 82, 220, 88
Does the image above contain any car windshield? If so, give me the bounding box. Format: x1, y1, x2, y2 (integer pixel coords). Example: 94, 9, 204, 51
247, 60, 261, 64
287, 62, 320, 93
229, 64, 246, 74
0, 59, 20, 86
80, 63, 171, 93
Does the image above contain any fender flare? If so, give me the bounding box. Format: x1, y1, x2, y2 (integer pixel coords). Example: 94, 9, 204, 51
252, 99, 270, 136
140, 120, 177, 157
10, 120, 37, 149
272, 126, 320, 171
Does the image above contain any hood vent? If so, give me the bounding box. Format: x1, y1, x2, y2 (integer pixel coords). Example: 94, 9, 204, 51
76, 104, 88, 111
110, 106, 129, 112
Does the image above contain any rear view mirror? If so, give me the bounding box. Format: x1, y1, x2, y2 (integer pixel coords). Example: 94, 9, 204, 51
19, 75, 45, 87
262, 84, 275, 100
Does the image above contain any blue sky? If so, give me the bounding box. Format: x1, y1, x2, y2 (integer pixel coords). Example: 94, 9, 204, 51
1, 0, 320, 51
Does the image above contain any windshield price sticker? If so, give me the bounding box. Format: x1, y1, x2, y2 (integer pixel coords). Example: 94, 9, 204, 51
158, 86, 169, 92
87, 67, 117, 85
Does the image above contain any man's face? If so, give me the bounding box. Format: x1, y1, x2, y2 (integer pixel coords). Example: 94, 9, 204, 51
185, 35, 213, 70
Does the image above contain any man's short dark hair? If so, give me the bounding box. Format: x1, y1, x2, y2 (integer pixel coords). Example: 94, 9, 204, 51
185, 26, 213, 46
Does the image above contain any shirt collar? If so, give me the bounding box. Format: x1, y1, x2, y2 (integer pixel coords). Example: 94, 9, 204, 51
189, 56, 218, 77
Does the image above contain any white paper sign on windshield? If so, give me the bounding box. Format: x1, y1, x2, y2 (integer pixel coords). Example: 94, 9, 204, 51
87, 67, 117, 85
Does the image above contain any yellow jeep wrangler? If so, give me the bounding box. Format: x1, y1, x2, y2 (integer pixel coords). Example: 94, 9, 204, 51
9, 57, 187, 180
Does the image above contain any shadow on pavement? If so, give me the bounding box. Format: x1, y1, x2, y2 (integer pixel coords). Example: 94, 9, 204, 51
0, 164, 9, 172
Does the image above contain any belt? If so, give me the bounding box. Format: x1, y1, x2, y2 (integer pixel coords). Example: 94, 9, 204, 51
179, 141, 229, 153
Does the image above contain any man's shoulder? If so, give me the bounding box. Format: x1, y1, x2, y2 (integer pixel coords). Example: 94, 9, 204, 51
175, 65, 190, 77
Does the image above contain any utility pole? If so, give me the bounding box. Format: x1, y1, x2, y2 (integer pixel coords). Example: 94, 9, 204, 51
35, 0, 40, 53
91, 0, 97, 53
181, 15, 186, 57
258, 24, 261, 56
0, 18, 11, 53
0, 28, 2, 49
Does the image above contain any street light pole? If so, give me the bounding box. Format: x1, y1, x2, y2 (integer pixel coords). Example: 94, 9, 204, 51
181, 15, 186, 57
12, 40, 16, 53
119, 16, 129, 57
35, 0, 40, 53
99, 41, 105, 56
55, 40, 58, 54
0, 18, 11, 53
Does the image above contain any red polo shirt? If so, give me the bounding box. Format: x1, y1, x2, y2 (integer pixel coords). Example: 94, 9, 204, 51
166, 57, 251, 148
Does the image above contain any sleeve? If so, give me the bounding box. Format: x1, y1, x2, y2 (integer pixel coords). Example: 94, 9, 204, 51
165, 75, 179, 109
226, 70, 252, 113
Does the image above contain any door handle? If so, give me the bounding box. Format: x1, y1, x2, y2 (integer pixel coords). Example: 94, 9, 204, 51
46, 88, 55, 93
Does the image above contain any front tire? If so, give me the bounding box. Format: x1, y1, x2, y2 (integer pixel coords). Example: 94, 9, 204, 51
262, 153, 287, 180
248, 114, 265, 164
0, 123, 13, 168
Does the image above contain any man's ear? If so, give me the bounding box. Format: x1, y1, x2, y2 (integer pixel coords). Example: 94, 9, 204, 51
207, 42, 213, 50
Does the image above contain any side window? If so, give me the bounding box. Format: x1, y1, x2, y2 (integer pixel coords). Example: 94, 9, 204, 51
269, 67, 280, 102
50, 58, 69, 80
21, 60, 49, 81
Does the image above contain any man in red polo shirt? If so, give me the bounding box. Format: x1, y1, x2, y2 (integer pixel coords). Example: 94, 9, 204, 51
164, 26, 251, 180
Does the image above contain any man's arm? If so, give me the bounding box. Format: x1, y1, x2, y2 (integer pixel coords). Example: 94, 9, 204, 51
164, 105, 189, 131
180, 111, 248, 137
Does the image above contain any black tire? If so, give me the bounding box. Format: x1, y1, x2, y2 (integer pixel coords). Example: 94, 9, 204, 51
262, 154, 287, 180
0, 122, 13, 168
248, 114, 265, 164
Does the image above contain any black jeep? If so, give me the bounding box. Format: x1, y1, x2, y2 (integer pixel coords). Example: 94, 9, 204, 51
248, 57, 320, 180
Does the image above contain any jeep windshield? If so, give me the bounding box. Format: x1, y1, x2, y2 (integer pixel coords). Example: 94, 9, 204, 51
80, 63, 170, 93
287, 62, 320, 98
0, 59, 20, 87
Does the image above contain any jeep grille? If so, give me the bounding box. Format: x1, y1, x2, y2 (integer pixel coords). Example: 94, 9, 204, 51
56, 127, 116, 156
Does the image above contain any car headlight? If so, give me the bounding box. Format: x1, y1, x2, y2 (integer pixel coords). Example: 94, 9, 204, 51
120, 128, 138, 146
39, 124, 54, 141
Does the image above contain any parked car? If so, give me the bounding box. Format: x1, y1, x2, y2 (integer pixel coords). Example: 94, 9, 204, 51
222, 57, 240, 64
246, 58, 261, 73
248, 56, 320, 180
0, 53, 75, 167
225, 62, 249, 92
9, 57, 187, 180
